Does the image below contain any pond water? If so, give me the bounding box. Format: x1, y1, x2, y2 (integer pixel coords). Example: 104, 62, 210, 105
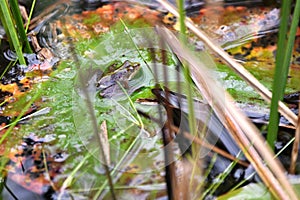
0, 0, 299, 199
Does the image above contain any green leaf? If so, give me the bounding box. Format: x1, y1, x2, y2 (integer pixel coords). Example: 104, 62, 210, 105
217, 183, 275, 200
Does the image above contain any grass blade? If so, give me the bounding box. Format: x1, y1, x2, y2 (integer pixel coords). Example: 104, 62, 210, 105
24, 0, 37, 34
177, 0, 197, 140
8, 0, 32, 53
267, 0, 291, 149
268, 0, 300, 149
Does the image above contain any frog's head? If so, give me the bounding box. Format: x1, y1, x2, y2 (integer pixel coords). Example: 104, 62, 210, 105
125, 62, 141, 79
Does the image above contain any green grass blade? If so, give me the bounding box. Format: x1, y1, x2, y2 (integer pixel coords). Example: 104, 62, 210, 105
0, 61, 15, 79
0, 0, 26, 65
177, 0, 186, 36
8, 0, 32, 53
267, 0, 292, 149
57, 149, 95, 200
281, 0, 300, 95
24, 0, 36, 34
117, 82, 145, 129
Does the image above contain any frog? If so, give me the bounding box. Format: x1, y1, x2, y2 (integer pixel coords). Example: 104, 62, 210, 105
96, 60, 141, 98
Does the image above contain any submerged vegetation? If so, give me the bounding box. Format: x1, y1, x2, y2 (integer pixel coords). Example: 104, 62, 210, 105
0, 0, 299, 199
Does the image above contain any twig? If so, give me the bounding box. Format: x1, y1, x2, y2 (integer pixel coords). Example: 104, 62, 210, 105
98, 121, 110, 166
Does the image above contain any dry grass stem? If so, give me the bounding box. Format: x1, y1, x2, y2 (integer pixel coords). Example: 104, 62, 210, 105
289, 100, 300, 174
98, 121, 111, 166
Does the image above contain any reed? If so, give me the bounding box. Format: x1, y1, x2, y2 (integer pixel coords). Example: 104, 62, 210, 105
267, 0, 300, 149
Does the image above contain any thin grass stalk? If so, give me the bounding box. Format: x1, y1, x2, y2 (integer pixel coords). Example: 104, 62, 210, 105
28, 0, 69, 29
267, 0, 293, 149
117, 83, 144, 129
199, 153, 217, 191
0, 6, 11, 47
0, 61, 14, 80
177, 0, 186, 36
8, 0, 32, 53
156, 26, 298, 199
177, 0, 197, 138
112, 100, 139, 125
2, 182, 18, 199
57, 149, 95, 200
203, 157, 238, 198
95, 128, 144, 199
156, 0, 298, 127
119, 19, 154, 76
42, 149, 58, 191
281, 0, 300, 94
0, 107, 50, 131
0, 0, 26, 65
24, 0, 36, 33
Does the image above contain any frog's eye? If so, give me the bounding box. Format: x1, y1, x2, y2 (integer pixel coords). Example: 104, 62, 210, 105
215, 25, 230, 35
219, 25, 228, 31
